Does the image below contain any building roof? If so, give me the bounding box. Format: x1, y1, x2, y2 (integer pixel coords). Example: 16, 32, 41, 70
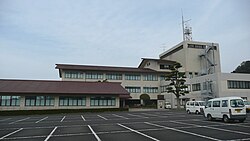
0, 79, 130, 98
138, 58, 177, 68
55, 64, 157, 77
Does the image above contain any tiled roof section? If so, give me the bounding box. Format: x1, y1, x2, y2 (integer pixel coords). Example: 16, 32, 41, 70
138, 58, 177, 68
55, 64, 157, 73
0, 79, 130, 98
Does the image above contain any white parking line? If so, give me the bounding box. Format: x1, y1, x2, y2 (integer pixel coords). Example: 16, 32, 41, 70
44, 126, 57, 141
0, 128, 23, 140
81, 115, 86, 121
145, 122, 221, 141
127, 114, 149, 118
88, 125, 101, 141
97, 115, 108, 120
9, 117, 30, 124
112, 114, 129, 119
0, 118, 11, 122
60, 116, 66, 122
117, 123, 160, 141
171, 120, 250, 135
141, 113, 160, 117
35, 117, 48, 123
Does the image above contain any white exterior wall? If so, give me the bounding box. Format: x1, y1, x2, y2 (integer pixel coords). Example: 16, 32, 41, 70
218, 73, 250, 100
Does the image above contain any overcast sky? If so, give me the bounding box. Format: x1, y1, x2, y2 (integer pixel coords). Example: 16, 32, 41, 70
0, 0, 249, 80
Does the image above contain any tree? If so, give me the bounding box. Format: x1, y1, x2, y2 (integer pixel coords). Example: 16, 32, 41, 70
232, 61, 250, 74
165, 62, 189, 109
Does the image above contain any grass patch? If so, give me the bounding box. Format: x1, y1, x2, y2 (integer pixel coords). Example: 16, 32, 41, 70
0, 108, 129, 116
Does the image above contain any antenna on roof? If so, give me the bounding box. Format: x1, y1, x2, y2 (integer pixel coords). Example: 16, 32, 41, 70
181, 10, 192, 41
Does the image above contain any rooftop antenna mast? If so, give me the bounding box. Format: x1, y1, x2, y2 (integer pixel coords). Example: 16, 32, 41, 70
181, 10, 192, 41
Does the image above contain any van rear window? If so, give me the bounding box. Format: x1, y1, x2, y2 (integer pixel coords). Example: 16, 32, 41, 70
230, 99, 244, 108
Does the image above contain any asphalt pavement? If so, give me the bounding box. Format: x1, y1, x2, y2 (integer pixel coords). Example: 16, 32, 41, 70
0, 110, 249, 141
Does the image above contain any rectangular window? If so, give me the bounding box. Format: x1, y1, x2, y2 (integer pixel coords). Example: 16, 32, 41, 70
188, 44, 206, 49
125, 74, 141, 81
64, 71, 84, 79
106, 73, 122, 80
85, 72, 103, 79
90, 97, 116, 106
212, 101, 220, 107
143, 87, 159, 93
192, 83, 201, 91
59, 96, 86, 106
143, 74, 158, 81
189, 72, 193, 79
160, 64, 171, 69
222, 100, 228, 107
125, 87, 141, 93
25, 96, 54, 106
203, 82, 207, 90
227, 80, 250, 89
0, 96, 20, 106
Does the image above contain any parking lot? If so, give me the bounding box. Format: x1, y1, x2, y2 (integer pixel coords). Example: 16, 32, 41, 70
0, 110, 249, 141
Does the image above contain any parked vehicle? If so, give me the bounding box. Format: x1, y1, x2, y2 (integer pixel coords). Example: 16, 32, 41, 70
165, 101, 172, 109
186, 101, 205, 114
244, 100, 250, 113
204, 97, 246, 123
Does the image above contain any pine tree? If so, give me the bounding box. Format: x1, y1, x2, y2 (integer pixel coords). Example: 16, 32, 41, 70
165, 62, 189, 109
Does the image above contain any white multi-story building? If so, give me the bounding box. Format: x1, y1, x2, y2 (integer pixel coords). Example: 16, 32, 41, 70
56, 40, 250, 108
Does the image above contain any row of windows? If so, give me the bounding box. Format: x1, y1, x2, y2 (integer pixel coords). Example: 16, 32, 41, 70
125, 87, 159, 93
90, 97, 116, 106
64, 72, 159, 81
0, 96, 20, 106
228, 80, 250, 89
0, 96, 116, 107
25, 96, 54, 106
206, 99, 244, 108
85, 73, 103, 79
125, 74, 141, 80
125, 87, 141, 93
143, 87, 159, 93
59, 97, 86, 106
65, 72, 84, 79
106, 74, 123, 80
143, 75, 158, 81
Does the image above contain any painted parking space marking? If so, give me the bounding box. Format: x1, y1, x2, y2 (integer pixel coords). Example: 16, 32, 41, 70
0, 128, 23, 140
44, 126, 58, 141
145, 122, 221, 141
97, 115, 108, 120
88, 125, 101, 141
171, 120, 250, 135
118, 123, 160, 141
9, 117, 30, 124
127, 113, 149, 118
35, 116, 48, 123
60, 116, 66, 122
81, 115, 86, 121
0, 118, 11, 122
112, 114, 129, 119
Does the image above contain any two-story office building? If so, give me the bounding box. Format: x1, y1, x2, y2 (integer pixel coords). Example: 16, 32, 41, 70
55, 59, 176, 106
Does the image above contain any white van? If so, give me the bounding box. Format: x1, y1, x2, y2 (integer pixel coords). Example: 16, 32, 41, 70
165, 101, 172, 109
204, 97, 247, 123
186, 101, 205, 114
